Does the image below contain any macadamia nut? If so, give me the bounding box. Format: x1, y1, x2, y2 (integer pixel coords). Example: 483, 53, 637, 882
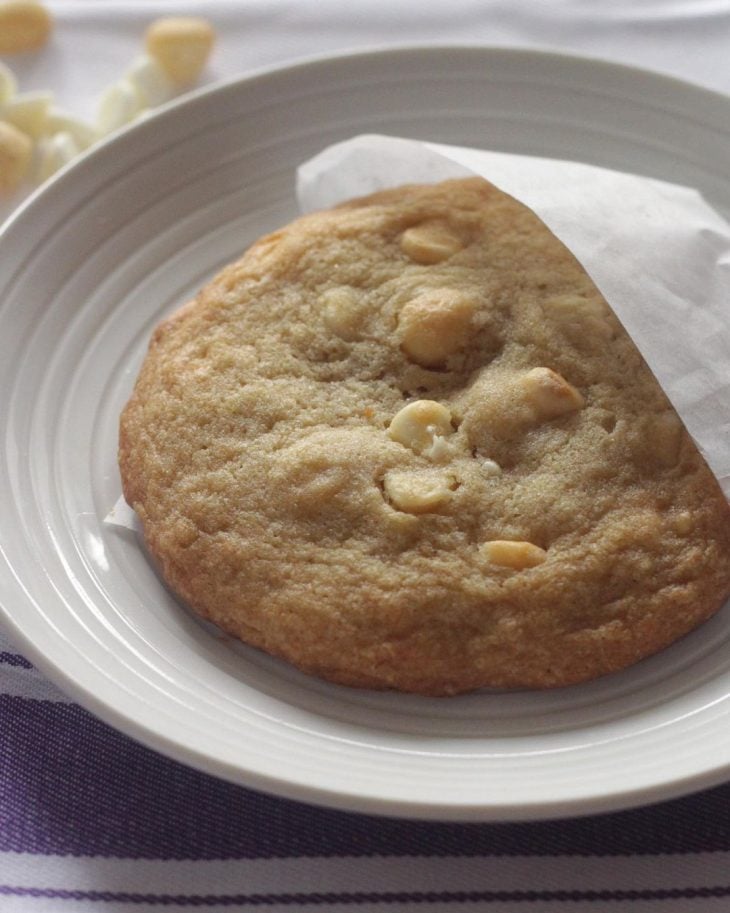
0, 1, 52, 55
383, 469, 456, 514
482, 540, 547, 569
145, 17, 215, 86
519, 367, 584, 420
400, 221, 464, 264
388, 400, 454, 455
398, 288, 475, 368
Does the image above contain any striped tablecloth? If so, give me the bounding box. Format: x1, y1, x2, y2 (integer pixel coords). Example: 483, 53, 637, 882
2, 2, 730, 910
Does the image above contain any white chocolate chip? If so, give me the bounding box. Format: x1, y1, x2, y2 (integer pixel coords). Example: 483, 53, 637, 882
398, 289, 476, 368
96, 79, 143, 135
43, 107, 97, 149
145, 17, 215, 86
125, 54, 176, 108
388, 400, 454, 455
0, 119, 32, 192
400, 222, 463, 264
383, 468, 456, 514
321, 287, 364, 341
0, 61, 18, 105
475, 455, 501, 477
0, 1, 52, 55
482, 540, 547, 569
520, 367, 584, 420
36, 130, 79, 182
0, 90, 53, 139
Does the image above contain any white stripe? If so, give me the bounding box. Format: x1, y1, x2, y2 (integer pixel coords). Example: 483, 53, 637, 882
2, 850, 730, 899
0, 627, 73, 703
3, 900, 730, 913
0, 666, 74, 703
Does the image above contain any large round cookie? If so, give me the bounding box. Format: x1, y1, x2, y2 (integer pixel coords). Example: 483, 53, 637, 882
119, 177, 730, 694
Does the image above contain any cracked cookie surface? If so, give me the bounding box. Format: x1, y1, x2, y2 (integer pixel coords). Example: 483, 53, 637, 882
119, 177, 730, 694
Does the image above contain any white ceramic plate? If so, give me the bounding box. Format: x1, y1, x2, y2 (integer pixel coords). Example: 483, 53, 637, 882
1, 47, 730, 822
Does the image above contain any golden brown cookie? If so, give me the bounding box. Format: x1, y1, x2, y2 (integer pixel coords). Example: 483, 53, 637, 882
118, 177, 730, 694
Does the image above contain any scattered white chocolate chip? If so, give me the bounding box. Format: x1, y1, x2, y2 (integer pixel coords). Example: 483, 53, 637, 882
125, 54, 176, 108
36, 130, 79, 181
321, 287, 364, 341
145, 16, 215, 86
0, 61, 18, 104
400, 221, 464, 264
482, 540, 547, 569
0, 119, 32, 192
43, 106, 97, 149
388, 400, 454, 455
0, 90, 52, 139
398, 288, 476, 368
96, 79, 143, 136
520, 367, 584, 420
383, 468, 456, 514
0, 1, 52, 55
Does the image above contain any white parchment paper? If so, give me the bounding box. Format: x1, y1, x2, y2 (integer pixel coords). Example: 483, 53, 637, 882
297, 134, 730, 498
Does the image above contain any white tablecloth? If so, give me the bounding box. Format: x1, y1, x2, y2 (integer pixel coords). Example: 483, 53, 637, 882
2, 2, 730, 911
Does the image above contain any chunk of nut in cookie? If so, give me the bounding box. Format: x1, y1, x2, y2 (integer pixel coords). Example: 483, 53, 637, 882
647, 411, 684, 468
398, 289, 475, 368
482, 539, 547, 569
388, 400, 454, 457
520, 367, 584, 420
400, 221, 464, 264
321, 287, 363, 341
383, 468, 456, 514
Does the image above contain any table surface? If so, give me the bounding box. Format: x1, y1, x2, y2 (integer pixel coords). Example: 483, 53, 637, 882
2, 2, 730, 911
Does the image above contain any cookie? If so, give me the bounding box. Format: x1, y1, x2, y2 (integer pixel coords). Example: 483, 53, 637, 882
118, 177, 730, 694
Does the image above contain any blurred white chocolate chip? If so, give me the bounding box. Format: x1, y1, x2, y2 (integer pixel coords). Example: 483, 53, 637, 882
388, 400, 454, 456
96, 79, 143, 135
482, 540, 547, 569
0, 1, 52, 55
398, 289, 475, 368
43, 107, 97, 149
0, 61, 18, 104
145, 17, 215, 86
383, 468, 456, 514
0, 90, 52, 138
125, 54, 176, 108
36, 130, 79, 181
520, 367, 584, 420
400, 221, 463, 264
0, 119, 32, 192
321, 287, 364, 341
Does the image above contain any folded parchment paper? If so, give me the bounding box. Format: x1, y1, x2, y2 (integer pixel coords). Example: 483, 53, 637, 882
108, 132, 730, 529
298, 134, 730, 498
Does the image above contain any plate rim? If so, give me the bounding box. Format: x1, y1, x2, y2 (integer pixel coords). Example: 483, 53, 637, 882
1, 43, 730, 822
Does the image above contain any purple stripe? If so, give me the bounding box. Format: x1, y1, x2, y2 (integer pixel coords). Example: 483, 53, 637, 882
2, 886, 730, 905
0, 652, 33, 669
4, 692, 730, 860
